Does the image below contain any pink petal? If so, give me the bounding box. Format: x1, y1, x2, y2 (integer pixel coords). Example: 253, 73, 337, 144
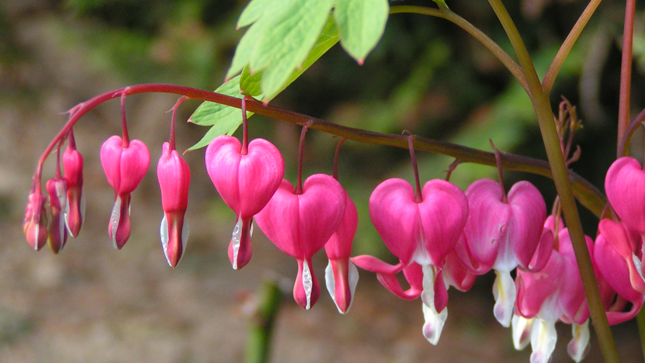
351, 255, 406, 275
376, 262, 423, 300
506, 181, 547, 270
606, 157, 645, 234
324, 191, 358, 260
293, 258, 320, 310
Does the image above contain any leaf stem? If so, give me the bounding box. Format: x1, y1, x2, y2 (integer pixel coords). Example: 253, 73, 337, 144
618, 0, 636, 147
389, 5, 529, 94
487, 0, 619, 361
542, 0, 603, 95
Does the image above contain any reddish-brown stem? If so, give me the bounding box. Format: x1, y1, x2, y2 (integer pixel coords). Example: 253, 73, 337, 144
120, 92, 129, 147
169, 96, 188, 151
241, 96, 249, 155
32, 84, 607, 217
296, 123, 311, 195
332, 138, 348, 181
406, 132, 422, 203
618, 0, 636, 146
54, 140, 63, 180
490, 140, 507, 203
618, 108, 645, 158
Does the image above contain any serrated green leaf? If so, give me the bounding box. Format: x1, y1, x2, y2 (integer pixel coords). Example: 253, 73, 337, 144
186, 112, 253, 152
240, 15, 340, 102
188, 75, 243, 126
237, 0, 295, 29
250, 0, 334, 78
239, 67, 263, 96
334, 0, 389, 64
226, 20, 267, 80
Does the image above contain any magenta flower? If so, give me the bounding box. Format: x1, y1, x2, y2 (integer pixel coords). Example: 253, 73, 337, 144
514, 219, 592, 363
62, 131, 84, 238
605, 156, 645, 234
23, 189, 48, 251
157, 142, 191, 268
352, 178, 468, 344
205, 135, 284, 270
323, 190, 359, 314
46, 177, 68, 253
453, 179, 552, 327
100, 135, 150, 249
255, 174, 346, 310
594, 219, 645, 323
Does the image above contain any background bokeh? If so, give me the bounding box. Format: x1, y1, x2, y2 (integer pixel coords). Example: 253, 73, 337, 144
1, 0, 644, 361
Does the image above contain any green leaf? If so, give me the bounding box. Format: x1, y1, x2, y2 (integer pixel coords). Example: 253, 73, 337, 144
186, 114, 252, 152
188, 75, 243, 126
240, 15, 340, 101
334, 0, 389, 64
250, 0, 335, 98
237, 0, 294, 29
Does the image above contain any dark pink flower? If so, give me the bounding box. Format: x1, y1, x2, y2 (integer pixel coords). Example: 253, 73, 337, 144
605, 156, 645, 234
23, 190, 48, 251
157, 142, 191, 268
62, 132, 84, 238
324, 190, 359, 314
46, 177, 68, 253
352, 178, 468, 344
100, 135, 150, 249
453, 179, 552, 327
255, 174, 346, 310
205, 136, 284, 270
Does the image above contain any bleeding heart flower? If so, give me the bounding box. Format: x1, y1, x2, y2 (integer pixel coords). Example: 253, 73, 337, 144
24, 189, 48, 251
324, 190, 359, 314
352, 178, 468, 344
452, 179, 552, 327
62, 131, 84, 238
514, 219, 592, 363
594, 219, 645, 323
605, 156, 645, 234
157, 142, 191, 268
46, 177, 68, 253
100, 135, 150, 249
255, 174, 346, 310
205, 135, 284, 270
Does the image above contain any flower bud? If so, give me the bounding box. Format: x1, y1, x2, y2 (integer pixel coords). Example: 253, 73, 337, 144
24, 190, 48, 251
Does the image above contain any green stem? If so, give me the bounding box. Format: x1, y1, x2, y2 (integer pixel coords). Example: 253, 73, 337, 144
390, 5, 529, 93
244, 277, 284, 363
542, 0, 603, 94
618, 0, 636, 148
487, 1, 619, 362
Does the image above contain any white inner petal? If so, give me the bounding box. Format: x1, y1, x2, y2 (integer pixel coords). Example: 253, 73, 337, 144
512, 315, 534, 351
493, 270, 516, 327
530, 318, 557, 363
159, 214, 170, 266
302, 260, 313, 310
346, 260, 359, 313
109, 197, 122, 249
633, 253, 645, 283
324, 260, 336, 308
568, 320, 590, 362
231, 218, 243, 270
420, 264, 447, 345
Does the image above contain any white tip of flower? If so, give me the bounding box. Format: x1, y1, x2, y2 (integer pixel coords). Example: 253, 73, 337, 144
303, 259, 313, 310
324, 259, 359, 314
512, 315, 534, 351
231, 218, 243, 270
160, 215, 169, 264
422, 301, 448, 345
568, 320, 590, 362
530, 319, 557, 363
493, 270, 516, 327
109, 197, 122, 249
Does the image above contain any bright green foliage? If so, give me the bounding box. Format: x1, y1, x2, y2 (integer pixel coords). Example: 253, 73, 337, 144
334, 0, 389, 64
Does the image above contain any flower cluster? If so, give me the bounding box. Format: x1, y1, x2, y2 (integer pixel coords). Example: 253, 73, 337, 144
24, 92, 645, 363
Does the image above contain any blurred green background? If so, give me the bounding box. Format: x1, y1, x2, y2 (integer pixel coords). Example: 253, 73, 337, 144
1, 0, 644, 361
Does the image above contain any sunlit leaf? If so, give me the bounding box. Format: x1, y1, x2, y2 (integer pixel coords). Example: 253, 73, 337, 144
188, 75, 243, 126
334, 0, 389, 64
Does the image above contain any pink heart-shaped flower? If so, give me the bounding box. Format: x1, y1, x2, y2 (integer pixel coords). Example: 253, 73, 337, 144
606, 157, 645, 234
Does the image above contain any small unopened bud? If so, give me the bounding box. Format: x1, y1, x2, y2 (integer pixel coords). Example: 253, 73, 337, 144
24, 191, 48, 251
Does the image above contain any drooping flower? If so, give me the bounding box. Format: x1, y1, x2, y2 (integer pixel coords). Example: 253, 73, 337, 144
453, 179, 553, 327
594, 219, 645, 323
24, 188, 48, 251
157, 142, 191, 268
352, 178, 469, 344
255, 174, 346, 310
605, 156, 645, 234
514, 219, 592, 363
62, 130, 84, 238
46, 176, 68, 253
324, 190, 359, 314
205, 135, 284, 270
100, 135, 150, 249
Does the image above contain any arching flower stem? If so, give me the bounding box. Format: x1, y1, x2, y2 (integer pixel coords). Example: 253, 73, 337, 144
405, 133, 422, 203
120, 92, 129, 147
169, 96, 188, 152
241, 96, 249, 155
295, 123, 312, 195
490, 139, 507, 204
332, 137, 348, 181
